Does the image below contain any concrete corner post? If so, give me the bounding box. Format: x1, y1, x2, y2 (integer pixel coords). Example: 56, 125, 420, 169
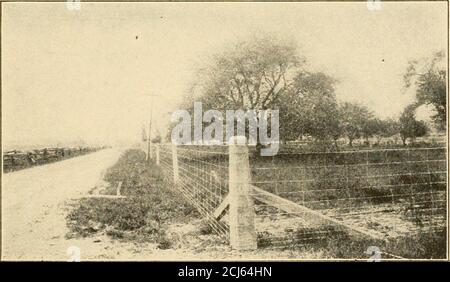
228, 136, 257, 250
171, 144, 179, 184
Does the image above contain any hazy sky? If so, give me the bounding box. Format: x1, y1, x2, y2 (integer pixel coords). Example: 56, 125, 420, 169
2, 2, 447, 148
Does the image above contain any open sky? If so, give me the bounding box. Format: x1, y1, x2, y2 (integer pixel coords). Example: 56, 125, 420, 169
2, 2, 447, 148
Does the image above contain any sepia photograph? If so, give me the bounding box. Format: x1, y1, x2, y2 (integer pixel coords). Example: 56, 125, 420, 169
1, 1, 448, 263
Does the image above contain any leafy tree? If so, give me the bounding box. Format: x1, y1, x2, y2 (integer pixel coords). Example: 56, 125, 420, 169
399, 104, 428, 145
175, 35, 305, 149
382, 118, 401, 137
193, 35, 303, 112
377, 118, 400, 143
361, 117, 380, 144
277, 72, 340, 144
365, 118, 401, 145
363, 118, 383, 144
339, 102, 372, 146
404, 51, 446, 130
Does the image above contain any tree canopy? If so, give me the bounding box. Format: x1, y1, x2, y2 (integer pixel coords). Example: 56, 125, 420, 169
399, 104, 428, 145
404, 51, 446, 130
193, 36, 303, 111
169, 35, 434, 149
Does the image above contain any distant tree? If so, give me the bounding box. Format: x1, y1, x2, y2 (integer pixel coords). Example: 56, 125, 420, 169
404, 51, 446, 130
361, 117, 380, 144
399, 104, 428, 145
152, 135, 162, 143
414, 121, 428, 142
277, 72, 341, 144
339, 102, 372, 146
377, 118, 400, 143
365, 118, 401, 145
364, 118, 384, 144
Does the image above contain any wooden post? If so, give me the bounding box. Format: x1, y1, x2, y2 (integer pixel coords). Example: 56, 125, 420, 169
156, 144, 160, 166
150, 142, 154, 160
116, 181, 122, 197
228, 136, 257, 250
171, 144, 179, 184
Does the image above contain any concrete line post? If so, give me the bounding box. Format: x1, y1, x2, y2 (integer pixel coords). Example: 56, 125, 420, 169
171, 144, 179, 184
156, 144, 160, 166
228, 136, 257, 250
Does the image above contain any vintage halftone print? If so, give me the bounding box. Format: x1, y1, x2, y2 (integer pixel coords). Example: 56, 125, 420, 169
1, 1, 448, 261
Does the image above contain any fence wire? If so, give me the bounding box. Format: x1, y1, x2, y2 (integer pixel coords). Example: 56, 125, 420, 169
158, 144, 230, 236
155, 143, 447, 257
250, 146, 447, 252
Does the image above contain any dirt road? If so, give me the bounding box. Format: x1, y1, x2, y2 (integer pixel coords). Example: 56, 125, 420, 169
1, 148, 123, 261
1, 147, 323, 261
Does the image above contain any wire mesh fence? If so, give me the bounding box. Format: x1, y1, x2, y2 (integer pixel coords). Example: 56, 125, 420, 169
158, 144, 230, 236
249, 147, 446, 252
152, 142, 447, 257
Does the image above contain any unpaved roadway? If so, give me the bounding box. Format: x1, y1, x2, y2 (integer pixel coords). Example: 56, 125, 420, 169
1, 148, 123, 261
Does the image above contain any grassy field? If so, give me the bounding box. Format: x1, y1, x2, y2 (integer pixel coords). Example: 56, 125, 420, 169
248, 146, 447, 258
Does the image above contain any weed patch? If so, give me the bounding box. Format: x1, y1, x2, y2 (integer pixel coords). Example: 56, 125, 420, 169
66, 149, 199, 247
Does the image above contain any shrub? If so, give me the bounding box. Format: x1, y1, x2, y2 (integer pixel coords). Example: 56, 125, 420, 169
157, 236, 173, 250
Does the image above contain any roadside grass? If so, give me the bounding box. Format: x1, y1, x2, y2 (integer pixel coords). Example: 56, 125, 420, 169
66, 149, 199, 249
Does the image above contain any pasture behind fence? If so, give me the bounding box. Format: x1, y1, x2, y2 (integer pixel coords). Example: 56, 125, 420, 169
148, 141, 447, 257
250, 147, 446, 252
